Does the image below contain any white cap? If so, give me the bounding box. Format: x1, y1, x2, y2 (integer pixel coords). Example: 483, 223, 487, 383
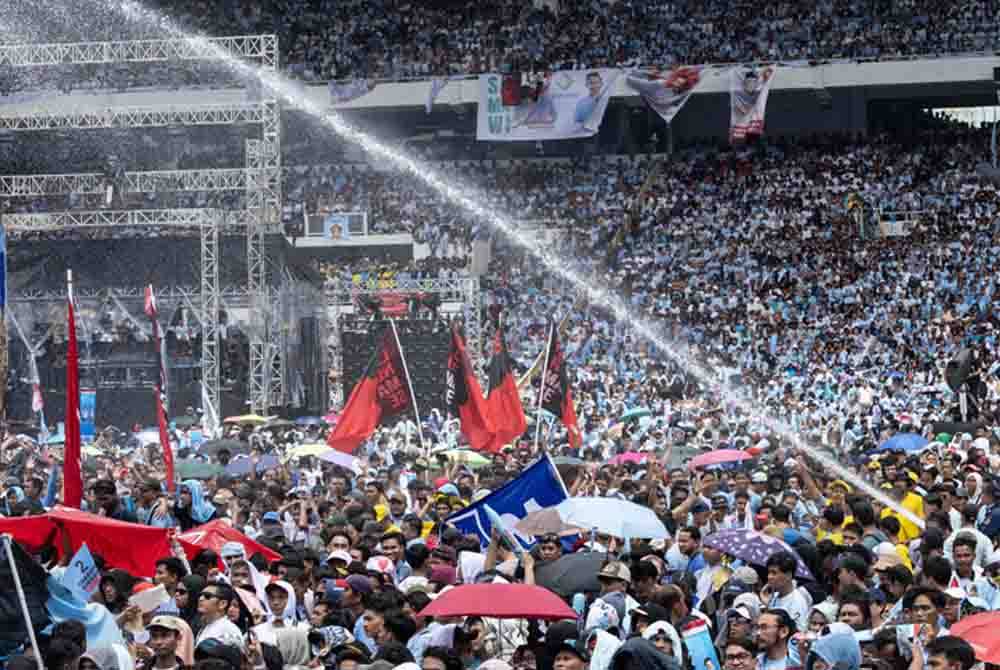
327, 550, 352, 565
943, 586, 966, 601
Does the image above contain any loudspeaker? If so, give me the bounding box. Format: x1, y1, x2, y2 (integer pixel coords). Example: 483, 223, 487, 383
945, 348, 973, 392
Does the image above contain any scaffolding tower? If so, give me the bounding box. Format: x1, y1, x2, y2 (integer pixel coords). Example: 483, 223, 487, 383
1, 34, 283, 426
3, 209, 223, 432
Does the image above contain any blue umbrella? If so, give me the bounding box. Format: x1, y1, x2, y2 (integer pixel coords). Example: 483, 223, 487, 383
225, 454, 280, 476
874, 433, 930, 453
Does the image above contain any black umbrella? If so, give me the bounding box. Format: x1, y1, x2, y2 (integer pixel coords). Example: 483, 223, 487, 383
200, 439, 250, 457
533, 551, 607, 597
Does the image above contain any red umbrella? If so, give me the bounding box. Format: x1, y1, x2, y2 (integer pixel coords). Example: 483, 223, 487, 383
688, 449, 752, 471
952, 612, 1000, 663
419, 584, 577, 620
178, 519, 282, 567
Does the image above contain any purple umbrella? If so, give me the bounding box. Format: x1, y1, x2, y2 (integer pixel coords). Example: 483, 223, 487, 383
703, 528, 813, 580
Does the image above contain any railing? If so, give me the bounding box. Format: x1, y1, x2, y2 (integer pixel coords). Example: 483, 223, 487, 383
317, 49, 1000, 86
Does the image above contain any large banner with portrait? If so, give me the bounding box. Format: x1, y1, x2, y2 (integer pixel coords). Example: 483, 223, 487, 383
729, 65, 777, 143
625, 66, 704, 125
476, 70, 620, 142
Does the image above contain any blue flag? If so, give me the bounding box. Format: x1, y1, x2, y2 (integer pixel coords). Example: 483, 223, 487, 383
447, 455, 567, 549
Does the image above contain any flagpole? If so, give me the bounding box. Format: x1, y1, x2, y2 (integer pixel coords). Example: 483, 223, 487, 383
534, 321, 554, 450
389, 319, 425, 453
2, 535, 45, 670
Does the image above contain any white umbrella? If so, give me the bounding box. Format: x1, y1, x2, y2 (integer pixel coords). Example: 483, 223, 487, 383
552, 497, 669, 539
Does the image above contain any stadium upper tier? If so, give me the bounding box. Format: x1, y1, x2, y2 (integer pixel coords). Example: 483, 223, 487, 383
155, 0, 1000, 82
0, 0, 997, 87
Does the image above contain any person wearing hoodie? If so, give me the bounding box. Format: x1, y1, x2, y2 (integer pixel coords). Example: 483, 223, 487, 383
803, 622, 862, 670
252, 580, 309, 646
610, 638, 679, 670
100, 570, 137, 616
587, 630, 623, 670
173, 480, 217, 531
640, 622, 682, 663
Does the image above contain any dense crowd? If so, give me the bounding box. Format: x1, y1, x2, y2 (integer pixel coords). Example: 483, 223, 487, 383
8, 0, 1000, 88
2, 105, 1000, 670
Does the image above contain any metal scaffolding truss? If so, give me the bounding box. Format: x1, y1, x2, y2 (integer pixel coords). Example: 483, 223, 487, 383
10, 284, 252, 303
4, 208, 256, 233
0, 168, 261, 197
0, 103, 268, 131
325, 277, 482, 409
245, 99, 284, 413
0, 35, 278, 68
5, 35, 284, 417
5, 208, 206, 230
2, 208, 223, 432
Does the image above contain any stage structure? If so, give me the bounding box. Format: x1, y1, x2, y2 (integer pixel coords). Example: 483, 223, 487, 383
0, 34, 285, 419
325, 277, 482, 408
2, 209, 223, 430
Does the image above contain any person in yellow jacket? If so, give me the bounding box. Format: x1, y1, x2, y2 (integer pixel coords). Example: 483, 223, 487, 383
880, 471, 924, 542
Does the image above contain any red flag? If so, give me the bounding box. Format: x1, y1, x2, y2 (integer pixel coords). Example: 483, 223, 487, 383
540, 328, 582, 449
483, 329, 527, 452
446, 328, 495, 451
64, 296, 82, 508
327, 328, 411, 454
145, 286, 174, 492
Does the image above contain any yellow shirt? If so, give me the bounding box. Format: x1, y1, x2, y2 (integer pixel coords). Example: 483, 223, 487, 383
880, 492, 925, 542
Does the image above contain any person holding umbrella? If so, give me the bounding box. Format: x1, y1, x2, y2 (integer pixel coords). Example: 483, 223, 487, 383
761, 552, 810, 631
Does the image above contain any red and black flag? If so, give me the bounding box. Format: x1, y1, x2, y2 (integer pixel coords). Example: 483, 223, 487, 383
483, 328, 527, 452
145, 286, 175, 491
327, 328, 412, 454
539, 327, 582, 448
446, 327, 495, 451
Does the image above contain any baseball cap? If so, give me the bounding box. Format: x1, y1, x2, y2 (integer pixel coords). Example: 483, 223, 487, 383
943, 586, 966, 601
327, 550, 352, 565
727, 605, 753, 621
751, 471, 767, 484
345, 574, 373, 595
597, 562, 632, 584
147, 615, 184, 633
691, 501, 710, 514
366, 555, 395, 577
261, 511, 281, 524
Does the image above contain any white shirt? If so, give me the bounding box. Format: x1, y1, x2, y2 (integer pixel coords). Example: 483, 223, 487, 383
196, 616, 245, 649
768, 587, 811, 631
